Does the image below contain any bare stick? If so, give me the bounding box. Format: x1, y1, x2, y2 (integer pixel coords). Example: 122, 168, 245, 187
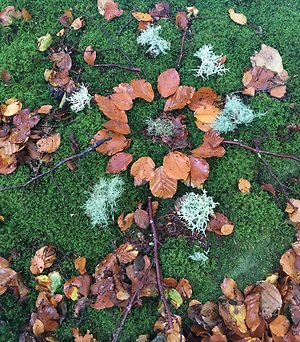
111, 260, 154, 342
223, 140, 300, 163
148, 197, 173, 331
177, 29, 187, 69
117, 17, 134, 36
93, 64, 140, 72
0, 138, 111, 192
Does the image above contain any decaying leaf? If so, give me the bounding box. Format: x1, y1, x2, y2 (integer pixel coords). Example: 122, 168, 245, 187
176, 11, 189, 30
221, 278, 244, 301
149, 166, 177, 199
228, 8, 247, 25
74, 257, 86, 275
238, 178, 251, 193
183, 156, 210, 189
71, 17, 85, 30
104, 1, 123, 21
106, 152, 133, 173
157, 68, 180, 98
36, 133, 61, 153
21, 8, 32, 21
260, 183, 276, 195
134, 208, 149, 229
208, 213, 234, 236
285, 199, 300, 223
130, 156, 155, 186
269, 314, 290, 337
0, 6, 21, 26
132, 12, 153, 22
188, 87, 220, 112
30, 246, 56, 275
176, 278, 192, 300
3, 99, 22, 117
192, 130, 225, 159
115, 242, 138, 264
1, 68, 11, 85
72, 328, 97, 342
117, 212, 134, 231
84, 46, 97, 66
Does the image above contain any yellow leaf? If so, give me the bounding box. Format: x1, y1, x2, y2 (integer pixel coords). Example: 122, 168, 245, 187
3, 100, 22, 116
238, 178, 251, 193
229, 304, 247, 333
132, 12, 153, 22
228, 8, 247, 25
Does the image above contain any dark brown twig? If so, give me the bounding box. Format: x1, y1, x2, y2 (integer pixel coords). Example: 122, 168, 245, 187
177, 29, 187, 69
117, 17, 134, 36
0, 138, 111, 192
111, 260, 154, 342
223, 140, 300, 163
93, 64, 140, 72
148, 197, 173, 331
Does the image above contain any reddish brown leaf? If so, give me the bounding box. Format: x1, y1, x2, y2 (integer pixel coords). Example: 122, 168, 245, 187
117, 212, 134, 231
208, 212, 234, 236
0, 152, 17, 175
149, 166, 177, 199
84, 46, 97, 66
1, 68, 11, 85
0, 6, 21, 26
51, 51, 72, 71
92, 129, 130, 156
36, 133, 61, 153
162, 278, 177, 288
134, 209, 149, 229
37, 105, 52, 114
21, 8, 32, 21
183, 156, 209, 189
106, 152, 133, 173
176, 11, 189, 30
72, 328, 97, 342
192, 130, 225, 159
130, 79, 154, 102
149, 2, 170, 20
103, 120, 131, 135
113, 82, 135, 99
157, 68, 180, 98
188, 87, 220, 111
164, 86, 195, 111
221, 278, 244, 301
176, 278, 192, 300
104, 1, 123, 21
163, 151, 191, 180
130, 156, 155, 186
194, 106, 221, 127
261, 183, 276, 195
94, 94, 128, 123
245, 292, 261, 332
110, 92, 133, 110
115, 242, 138, 264
270, 85, 286, 98
30, 246, 56, 275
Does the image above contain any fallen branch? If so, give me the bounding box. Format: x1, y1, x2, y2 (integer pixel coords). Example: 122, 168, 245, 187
148, 197, 173, 331
111, 260, 154, 342
0, 138, 111, 192
117, 17, 134, 36
93, 63, 140, 72
177, 29, 187, 69
223, 140, 300, 163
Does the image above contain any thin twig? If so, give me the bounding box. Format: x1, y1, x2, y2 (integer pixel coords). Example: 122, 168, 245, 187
117, 17, 134, 36
177, 29, 187, 69
223, 140, 300, 163
93, 64, 140, 72
31, 57, 50, 61
0, 138, 111, 192
111, 260, 154, 342
148, 197, 173, 331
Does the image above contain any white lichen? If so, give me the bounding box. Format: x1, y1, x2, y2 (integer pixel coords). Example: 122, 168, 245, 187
66, 84, 92, 112
213, 95, 265, 133
192, 44, 228, 79
84, 176, 125, 227
146, 118, 174, 137
188, 251, 209, 264
137, 25, 170, 57
177, 191, 218, 234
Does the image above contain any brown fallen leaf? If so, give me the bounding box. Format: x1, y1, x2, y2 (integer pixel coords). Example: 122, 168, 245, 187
150, 166, 177, 199
285, 199, 300, 223
103, 120, 131, 135
176, 11, 189, 30
208, 213, 234, 236
176, 278, 192, 300
163, 151, 191, 180
37, 105, 52, 114
157, 68, 180, 98
97, 0, 113, 15
270, 85, 286, 98
260, 183, 276, 195
238, 178, 251, 193
71, 17, 85, 30
84, 46, 97, 66
1, 68, 11, 85
130, 79, 154, 102
228, 8, 247, 25
0, 152, 17, 175
183, 156, 210, 189
115, 242, 138, 264
194, 106, 221, 125
30, 246, 56, 275
130, 156, 155, 186
72, 328, 97, 342
36, 133, 61, 153
132, 12, 153, 22
164, 86, 195, 111
110, 92, 133, 111
244, 292, 261, 332
106, 152, 133, 173
74, 257, 86, 275
188, 87, 220, 111
21, 8, 32, 21
0, 6, 21, 26
95, 94, 128, 123
269, 314, 290, 337
117, 212, 134, 231
92, 129, 130, 156
134, 208, 149, 229
192, 130, 225, 159
104, 1, 123, 21
3, 100, 22, 117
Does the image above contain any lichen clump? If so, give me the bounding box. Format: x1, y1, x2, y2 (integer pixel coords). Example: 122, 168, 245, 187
137, 25, 171, 57
177, 191, 218, 234
84, 176, 125, 227
213, 95, 265, 133
67, 84, 92, 113
192, 44, 228, 79
146, 117, 174, 137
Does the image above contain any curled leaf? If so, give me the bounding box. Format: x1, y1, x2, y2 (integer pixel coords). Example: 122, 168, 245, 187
84, 46, 97, 66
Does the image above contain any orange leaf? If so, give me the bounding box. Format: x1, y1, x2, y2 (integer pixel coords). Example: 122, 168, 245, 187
102, 120, 131, 135
245, 292, 261, 332
95, 94, 128, 123
33, 319, 45, 337
269, 315, 290, 337
157, 68, 180, 98
113, 82, 135, 99
104, 1, 123, 21
130, 79, 154, 102
228, 8, 247, 25
221, 278, 244, 301
280, 249, 299, 282
175, 11, 189, 30
21, 8, 32, 21
110, 92, 133, 110
74, 256, 86, 275
84, 46, 97, 66
117, 212, 134, 231
132, 11, 153, 22
138, 21, 151, 31
106, 152, 133, 173
36, 133, 61, 153
285, 199, 300, 223
183, 156, 209, 189
164, 86, 195, 111
92, 129, 130, 156
192, 130, 225, 159
269, 85, 286, 98
195, 121, 214, 133
194, 106, 221, 124
242, 70, 253, 87
176, 278, 192, 300
208, 212, 234, 236
150, 166, 177, 199
30, 246, 56, 275
163, 151, 191, 180
130, 156, 155, 186
37, 105, 52, 114
0, 152, 17, 175
188, 87, 220, 111
238, 178, 251, 193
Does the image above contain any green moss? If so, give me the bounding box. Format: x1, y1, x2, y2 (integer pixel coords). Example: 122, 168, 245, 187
0, 0, 300, 340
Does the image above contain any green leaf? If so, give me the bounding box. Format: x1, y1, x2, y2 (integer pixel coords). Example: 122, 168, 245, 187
38, 33, 52, 52
49, 271, 62, 294
166, 288, 183, 308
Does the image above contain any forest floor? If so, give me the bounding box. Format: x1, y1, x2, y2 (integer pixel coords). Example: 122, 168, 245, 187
0, 0, 300, 341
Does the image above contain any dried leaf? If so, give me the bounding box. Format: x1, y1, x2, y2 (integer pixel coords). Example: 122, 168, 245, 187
21, 8, 32, 21
95, 94, 128, 123
238, 178, 251, 193
149, 2, 170, 20
0, 6, 21, 26
163, 151, 191, 180
269, 315, 290, 337
270, 85, 286, 98
51, 51, 72, 71
71, 17, 85, 30
103, 120, 131, 135
130, 79, 154, 102
74, 257, 86, 275
208, 213, 234, 236
192, 130, 225, 159
3, 100, 22, 116
258, 281, 282, 319
110, 92, 133, 110
188, 87, 220, 111
30, 246, 56, 275
117, 212, 134, 231
37, 133, 61, 153
228, 303, 248, 333
130, 156, 155, 186
0, 152, 17, 175
164, 86, 195, 111
285, 199, 300, 223
221, 278, 244, 301
176, 12, 189, 30
183, 156, 209, 189
150, 166, 177, 199
134, 209, 149, 229
194, 106, 221, 124
280, 249, 300, 282
228, 8, 247, 25
176, 278, 192, 300
260, 183, 276, 195
32, 318, 44, 336
106, 152, 133, 173
72, 328, 97, 342
92, 129, 130, 156
84, 46, 96, 66
97, 0, 113, 15
115, 242, 138, 264
1, 68, 11, 85
37, 105, 52, 114
104, 1, 123, 22
245, 292, 261, 332
132, 12, 153, 22
157, 68, 180, 98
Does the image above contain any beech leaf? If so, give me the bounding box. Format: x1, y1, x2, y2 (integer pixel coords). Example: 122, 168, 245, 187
84, 46, 97, 66
149, 166, 177, 199
106, 152, 133, 173
130, 79, 154, 102
130, 156, 155, 186
164, 86, 195, 111
157, 68, 180, 98
163, 151, 191, 180
36, 133, 61, 153
228, 8, 247, 25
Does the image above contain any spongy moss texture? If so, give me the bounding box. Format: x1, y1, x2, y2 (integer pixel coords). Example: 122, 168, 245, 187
0, 0, 300, 341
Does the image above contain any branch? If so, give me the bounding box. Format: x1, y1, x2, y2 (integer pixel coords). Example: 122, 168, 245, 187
148, 197, 173, 331
177, 29, 187, 69
111, 260, 154, 342
223, 140, 300, 163
0, 138, 111, 192
93, 64, 140, 72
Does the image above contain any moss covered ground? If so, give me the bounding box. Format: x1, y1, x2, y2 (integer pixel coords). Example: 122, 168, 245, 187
0, 0, 300, 340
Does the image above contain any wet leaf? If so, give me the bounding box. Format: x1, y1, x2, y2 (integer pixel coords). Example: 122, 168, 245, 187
116, 242, 138, 264
208, 213, 234, 236
37, 33, 52, 52
106, 152, 133, 173
228, 8, 247, 25
130, 156, 155, 186
245, 292, 261, 331
51, 51, 72, 71
228, 303, 247, 333
238, 178, 251, 193
117, 212, 134, 231
176, 278, 192, 300
163, 151, 191, 180
84, 46, 97, 66
157, 68, 180, 98
280, 249, 300, 282
183, 156, 209, 189
130, 79, 154, 102
37, 133, 61, 153
164, 86, 195, 111
134, 209, 149, 229
104, 1, 123, 21
188, 87, 220, 111
221, 278, 244, 301
258, 281, 282, 319
150, 166, 177, 199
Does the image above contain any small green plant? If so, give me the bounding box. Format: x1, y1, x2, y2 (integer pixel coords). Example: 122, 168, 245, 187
213, 95, 265, 133
176, 191, 218, 234
192, 44, 228, 79
146, 118, 174, 137
84, 176, 125, 227
137, 25, 171, 57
